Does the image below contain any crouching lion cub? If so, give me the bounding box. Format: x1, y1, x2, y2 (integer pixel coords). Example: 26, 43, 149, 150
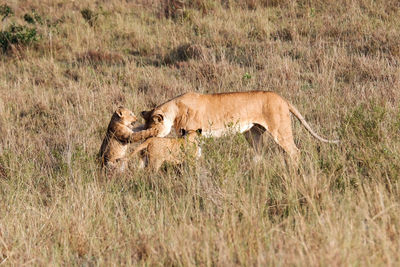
98, 107, 157, 173
130, 129, 202, 171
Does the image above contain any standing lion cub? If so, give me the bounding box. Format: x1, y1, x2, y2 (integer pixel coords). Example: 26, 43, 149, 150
129, 129, 202, 171
98, 107, 146, 173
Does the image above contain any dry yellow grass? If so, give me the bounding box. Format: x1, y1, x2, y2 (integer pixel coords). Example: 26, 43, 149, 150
0, 0, 399, 265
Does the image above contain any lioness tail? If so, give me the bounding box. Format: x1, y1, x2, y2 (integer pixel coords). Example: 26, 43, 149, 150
288, 103, 339, 144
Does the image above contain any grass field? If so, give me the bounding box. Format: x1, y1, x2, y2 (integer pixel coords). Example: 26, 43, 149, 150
1, 0, 400, 265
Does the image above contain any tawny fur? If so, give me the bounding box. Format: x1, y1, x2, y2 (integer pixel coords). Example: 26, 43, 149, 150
138, 91, 339, 163
129, 130, 201, 171
99, 107, 157, 173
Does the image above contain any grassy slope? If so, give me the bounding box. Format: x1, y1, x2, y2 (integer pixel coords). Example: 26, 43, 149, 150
0, 0, 399, 265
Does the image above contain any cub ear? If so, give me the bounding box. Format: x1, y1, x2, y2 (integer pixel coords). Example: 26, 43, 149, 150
140, 110, 151, 120
152, 114, 164, 123
116, 106, 124, 117
196, 129, 202, 135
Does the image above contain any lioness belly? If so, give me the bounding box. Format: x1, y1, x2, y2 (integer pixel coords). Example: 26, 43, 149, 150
202, 122, 254, 137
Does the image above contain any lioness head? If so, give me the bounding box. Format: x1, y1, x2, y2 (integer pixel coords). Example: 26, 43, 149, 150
141, 109, 170, 137
114, 106, 137, 128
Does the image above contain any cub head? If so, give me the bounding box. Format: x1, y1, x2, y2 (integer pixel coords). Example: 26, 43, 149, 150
114, 107, 137, 128
140, 109, 170, 137
181, 129, 202, 142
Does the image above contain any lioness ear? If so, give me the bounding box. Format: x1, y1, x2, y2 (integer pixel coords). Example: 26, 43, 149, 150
116, 107, 124, 117
196, 129, 202, 135
152, 114, 164, 123
140, 110, 152, 120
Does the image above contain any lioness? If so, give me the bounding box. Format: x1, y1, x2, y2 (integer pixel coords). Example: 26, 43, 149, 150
98, 107, 157, 173
130, 129, 202, 171
137, 91, 339, 162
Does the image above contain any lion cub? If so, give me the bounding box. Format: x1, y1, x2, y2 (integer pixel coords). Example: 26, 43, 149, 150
99, 107, 139, 172
130, 129, 202, 171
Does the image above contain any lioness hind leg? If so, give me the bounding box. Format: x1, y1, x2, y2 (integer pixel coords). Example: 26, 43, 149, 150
138, 157, 146, 169
271, 124, 300, 165
244, 124, 266, 154
244, 125, 268, 163
277, 138, 300, 165
264, 111, 300, 165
